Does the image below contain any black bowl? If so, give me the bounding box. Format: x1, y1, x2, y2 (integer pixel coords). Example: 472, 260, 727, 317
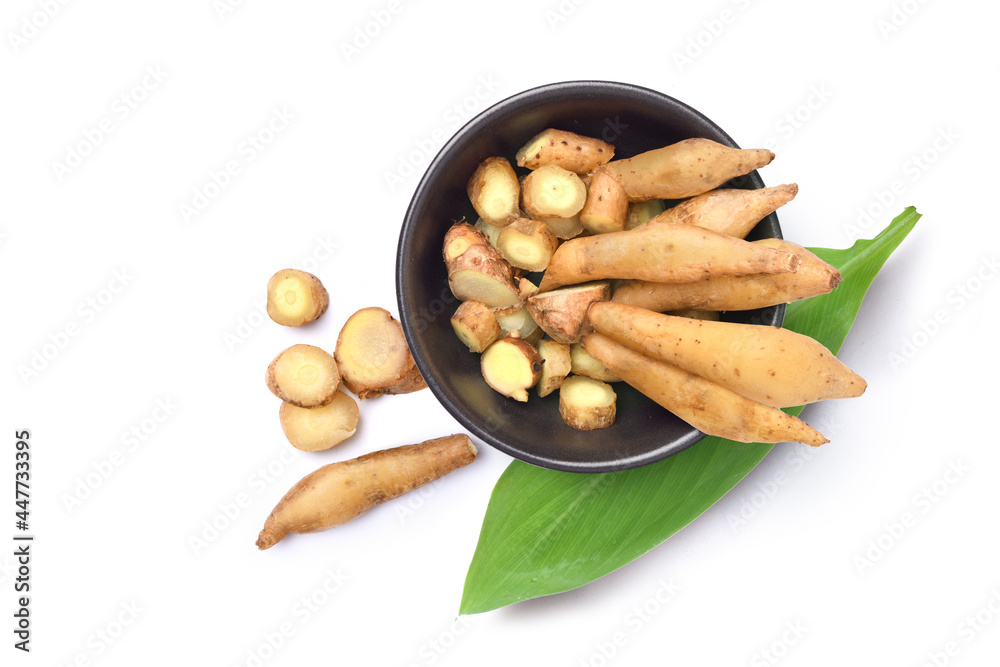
397, 80, 784, 473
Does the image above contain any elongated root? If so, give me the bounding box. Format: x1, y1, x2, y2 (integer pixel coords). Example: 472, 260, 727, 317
611, 239, 840, 312
538, 222, 800, 292
256, 434, 477, 550
582, 333, 828, 446
645, 184, 798, 238
600, 138, 775, 201
515, 128, 614, 175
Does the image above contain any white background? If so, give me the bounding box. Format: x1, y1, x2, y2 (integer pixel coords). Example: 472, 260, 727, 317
3, 1, 999, 665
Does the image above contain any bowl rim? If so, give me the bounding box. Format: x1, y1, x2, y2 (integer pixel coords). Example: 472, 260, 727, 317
397, 79, 785, 473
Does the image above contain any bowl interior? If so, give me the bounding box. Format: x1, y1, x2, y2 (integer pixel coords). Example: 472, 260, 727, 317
397, 81, 783, 473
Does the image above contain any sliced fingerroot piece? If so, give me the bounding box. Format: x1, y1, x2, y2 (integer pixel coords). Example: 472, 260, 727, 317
645, 184, 798, 238
536, 339, 572, 398
266, 269, 329, 326
450, 301, 501, 353
581, 333, 829, 446
443, 222, 522, 310
625, 199, 667, 230
521, 165, 588, 219
335, 306, 427, 399
579, 169, 629, 234
496, 218, 560, 272
481, 333, 542, 402
589, 302, 866, 407
474, 217, 505, 248
599, 138, 775, 201
256, 434, 477, 550
266, 344, 341, 407
518, 277, 539, 300
515, 128, 615, 175
559, 375, 617, 431
467, 157, 520, 225
570, 342, 621, 382
611, 239, 841, 312
542, 214, 585, 240
526, 280, 610, 344
538, 222, 800, 292
495, 303, 542, 345
279, 390, 359, 452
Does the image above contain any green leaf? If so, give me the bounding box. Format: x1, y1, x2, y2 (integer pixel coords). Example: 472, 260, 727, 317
460, 207, 921, 615
782, 206, 921, 351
